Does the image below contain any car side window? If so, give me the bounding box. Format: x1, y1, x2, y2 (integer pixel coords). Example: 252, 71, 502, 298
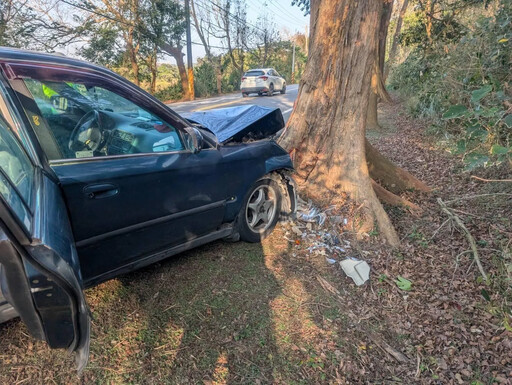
0, 114, 33, 229
21, 79, 184, 160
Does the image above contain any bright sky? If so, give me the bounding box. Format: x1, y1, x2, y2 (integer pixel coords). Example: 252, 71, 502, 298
187, 0, 309, 63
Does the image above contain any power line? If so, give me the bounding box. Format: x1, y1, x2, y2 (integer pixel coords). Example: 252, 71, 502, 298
58, 0, 229, 51
198, 0, 267, 34
265, 0, 306, 26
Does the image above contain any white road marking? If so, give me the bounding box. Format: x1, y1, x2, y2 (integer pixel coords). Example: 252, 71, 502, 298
283, 108, 293, 114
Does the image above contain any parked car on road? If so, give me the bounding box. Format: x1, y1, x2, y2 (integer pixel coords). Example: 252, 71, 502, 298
240, 68, 286, 97
0, 48, 296, 370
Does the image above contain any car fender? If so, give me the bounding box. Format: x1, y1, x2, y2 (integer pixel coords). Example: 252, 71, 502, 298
221, 141, 295, 223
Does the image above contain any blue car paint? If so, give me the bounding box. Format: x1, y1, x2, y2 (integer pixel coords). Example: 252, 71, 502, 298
0, 47, 295, 309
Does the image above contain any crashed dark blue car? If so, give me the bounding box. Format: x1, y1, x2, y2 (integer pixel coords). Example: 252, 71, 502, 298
0, 48, 295, 369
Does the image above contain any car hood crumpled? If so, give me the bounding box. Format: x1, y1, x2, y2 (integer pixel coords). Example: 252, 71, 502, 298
182, 104, 285, 144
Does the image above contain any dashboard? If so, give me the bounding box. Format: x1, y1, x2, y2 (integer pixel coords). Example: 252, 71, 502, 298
81, 110, 184, 157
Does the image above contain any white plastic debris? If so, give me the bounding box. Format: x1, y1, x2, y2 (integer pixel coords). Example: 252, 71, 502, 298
296, 199, 332, 226
340, 258, 370, 286
325, 257, 337, 265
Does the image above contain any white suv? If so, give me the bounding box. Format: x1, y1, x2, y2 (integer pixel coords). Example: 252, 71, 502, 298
241, 68, 286, 97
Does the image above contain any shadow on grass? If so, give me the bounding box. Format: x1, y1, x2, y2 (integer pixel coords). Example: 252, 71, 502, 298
81, 240, 283, 384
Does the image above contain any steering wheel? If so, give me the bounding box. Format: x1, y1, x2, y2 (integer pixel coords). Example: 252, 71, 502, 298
68, 110, 105, 152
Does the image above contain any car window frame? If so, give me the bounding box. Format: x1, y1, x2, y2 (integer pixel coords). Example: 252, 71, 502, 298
0, 110, 36, 238
3, 62, 195, 164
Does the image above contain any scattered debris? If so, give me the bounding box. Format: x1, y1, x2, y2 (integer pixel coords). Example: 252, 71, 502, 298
340, 258, 371, 286
296, 197, 336, 226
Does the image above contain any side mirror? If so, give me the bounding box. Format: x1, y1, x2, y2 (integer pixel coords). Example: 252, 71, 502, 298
183, 126, 204, 154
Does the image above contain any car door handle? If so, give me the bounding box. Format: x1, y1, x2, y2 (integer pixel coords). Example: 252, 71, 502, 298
83, 183, 119, 199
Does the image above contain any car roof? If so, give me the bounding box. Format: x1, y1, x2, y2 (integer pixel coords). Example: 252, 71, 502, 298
246, 68, 273, 72
0, 47, 115, 76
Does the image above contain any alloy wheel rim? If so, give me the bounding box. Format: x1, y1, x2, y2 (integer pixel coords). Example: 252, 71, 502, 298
245, 185, 277, 233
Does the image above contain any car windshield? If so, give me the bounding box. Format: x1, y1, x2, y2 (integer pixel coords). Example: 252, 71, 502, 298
244, 70, 265, 77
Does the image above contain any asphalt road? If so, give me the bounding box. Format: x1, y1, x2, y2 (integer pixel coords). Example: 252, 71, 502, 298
166, 84, 299, 122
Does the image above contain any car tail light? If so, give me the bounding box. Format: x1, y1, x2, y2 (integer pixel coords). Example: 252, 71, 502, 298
241, 77, 247, 81
259, 76, 268, 81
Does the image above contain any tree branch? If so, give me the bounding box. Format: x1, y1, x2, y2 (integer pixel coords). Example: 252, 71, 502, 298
437, 198, 488, 282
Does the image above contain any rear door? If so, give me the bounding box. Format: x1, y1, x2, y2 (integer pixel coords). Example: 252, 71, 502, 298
0, 91, 90, 370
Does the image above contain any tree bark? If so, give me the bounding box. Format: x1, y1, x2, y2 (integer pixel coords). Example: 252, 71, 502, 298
161, 42, 192, 100
366, 0, 393, 130
372, 180, 421, 213
279, 0, 399, 246
215, 59, 223, 94
384, 0, 409, 80
425, 0, 435, 46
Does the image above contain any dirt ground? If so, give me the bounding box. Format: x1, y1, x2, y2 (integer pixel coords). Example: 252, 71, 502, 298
1, 100, 511, 384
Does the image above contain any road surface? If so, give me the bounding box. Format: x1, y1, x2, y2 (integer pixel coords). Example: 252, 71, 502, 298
167, 84, 299, 122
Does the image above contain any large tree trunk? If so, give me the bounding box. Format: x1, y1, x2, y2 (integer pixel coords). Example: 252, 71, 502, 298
279, 0, 399, 246
367, 0, 393, 130
425, 0, 435, 46
215, 61, 222, 94
384, 0, 409, 80
161, 43, 192, 100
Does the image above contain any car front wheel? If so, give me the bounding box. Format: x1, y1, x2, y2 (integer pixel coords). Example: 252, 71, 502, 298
238, 179, 282, 242
280, 84, 286, 94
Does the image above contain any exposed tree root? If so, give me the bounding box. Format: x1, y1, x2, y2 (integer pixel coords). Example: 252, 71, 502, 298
366, 139, 431, 194
371, 180, 422, 213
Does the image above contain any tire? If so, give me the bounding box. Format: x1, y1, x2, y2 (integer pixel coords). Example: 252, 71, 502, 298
280, 84, 286, 94
238, 179, 282, 243
267, 84, 274, 96
242, 92, 249, 97
258, 92, 263, 96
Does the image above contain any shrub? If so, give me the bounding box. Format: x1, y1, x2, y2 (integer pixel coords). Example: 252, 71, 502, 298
390, 1, 512, 170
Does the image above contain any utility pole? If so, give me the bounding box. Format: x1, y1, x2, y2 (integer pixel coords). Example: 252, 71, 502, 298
291, 41, 296, 84
185, 0, 195, 100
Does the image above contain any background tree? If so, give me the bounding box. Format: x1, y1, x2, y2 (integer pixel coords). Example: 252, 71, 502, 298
139, 0, 187, 95
251, 13, 280, 67
1, 0, 85, 50
367, 0, 394, 131
190, 0, 224, 94
389, 0, 511, 170
384, 0, 409, 79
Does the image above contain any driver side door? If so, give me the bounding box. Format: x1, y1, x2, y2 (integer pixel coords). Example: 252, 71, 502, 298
5, 63, 228, 285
